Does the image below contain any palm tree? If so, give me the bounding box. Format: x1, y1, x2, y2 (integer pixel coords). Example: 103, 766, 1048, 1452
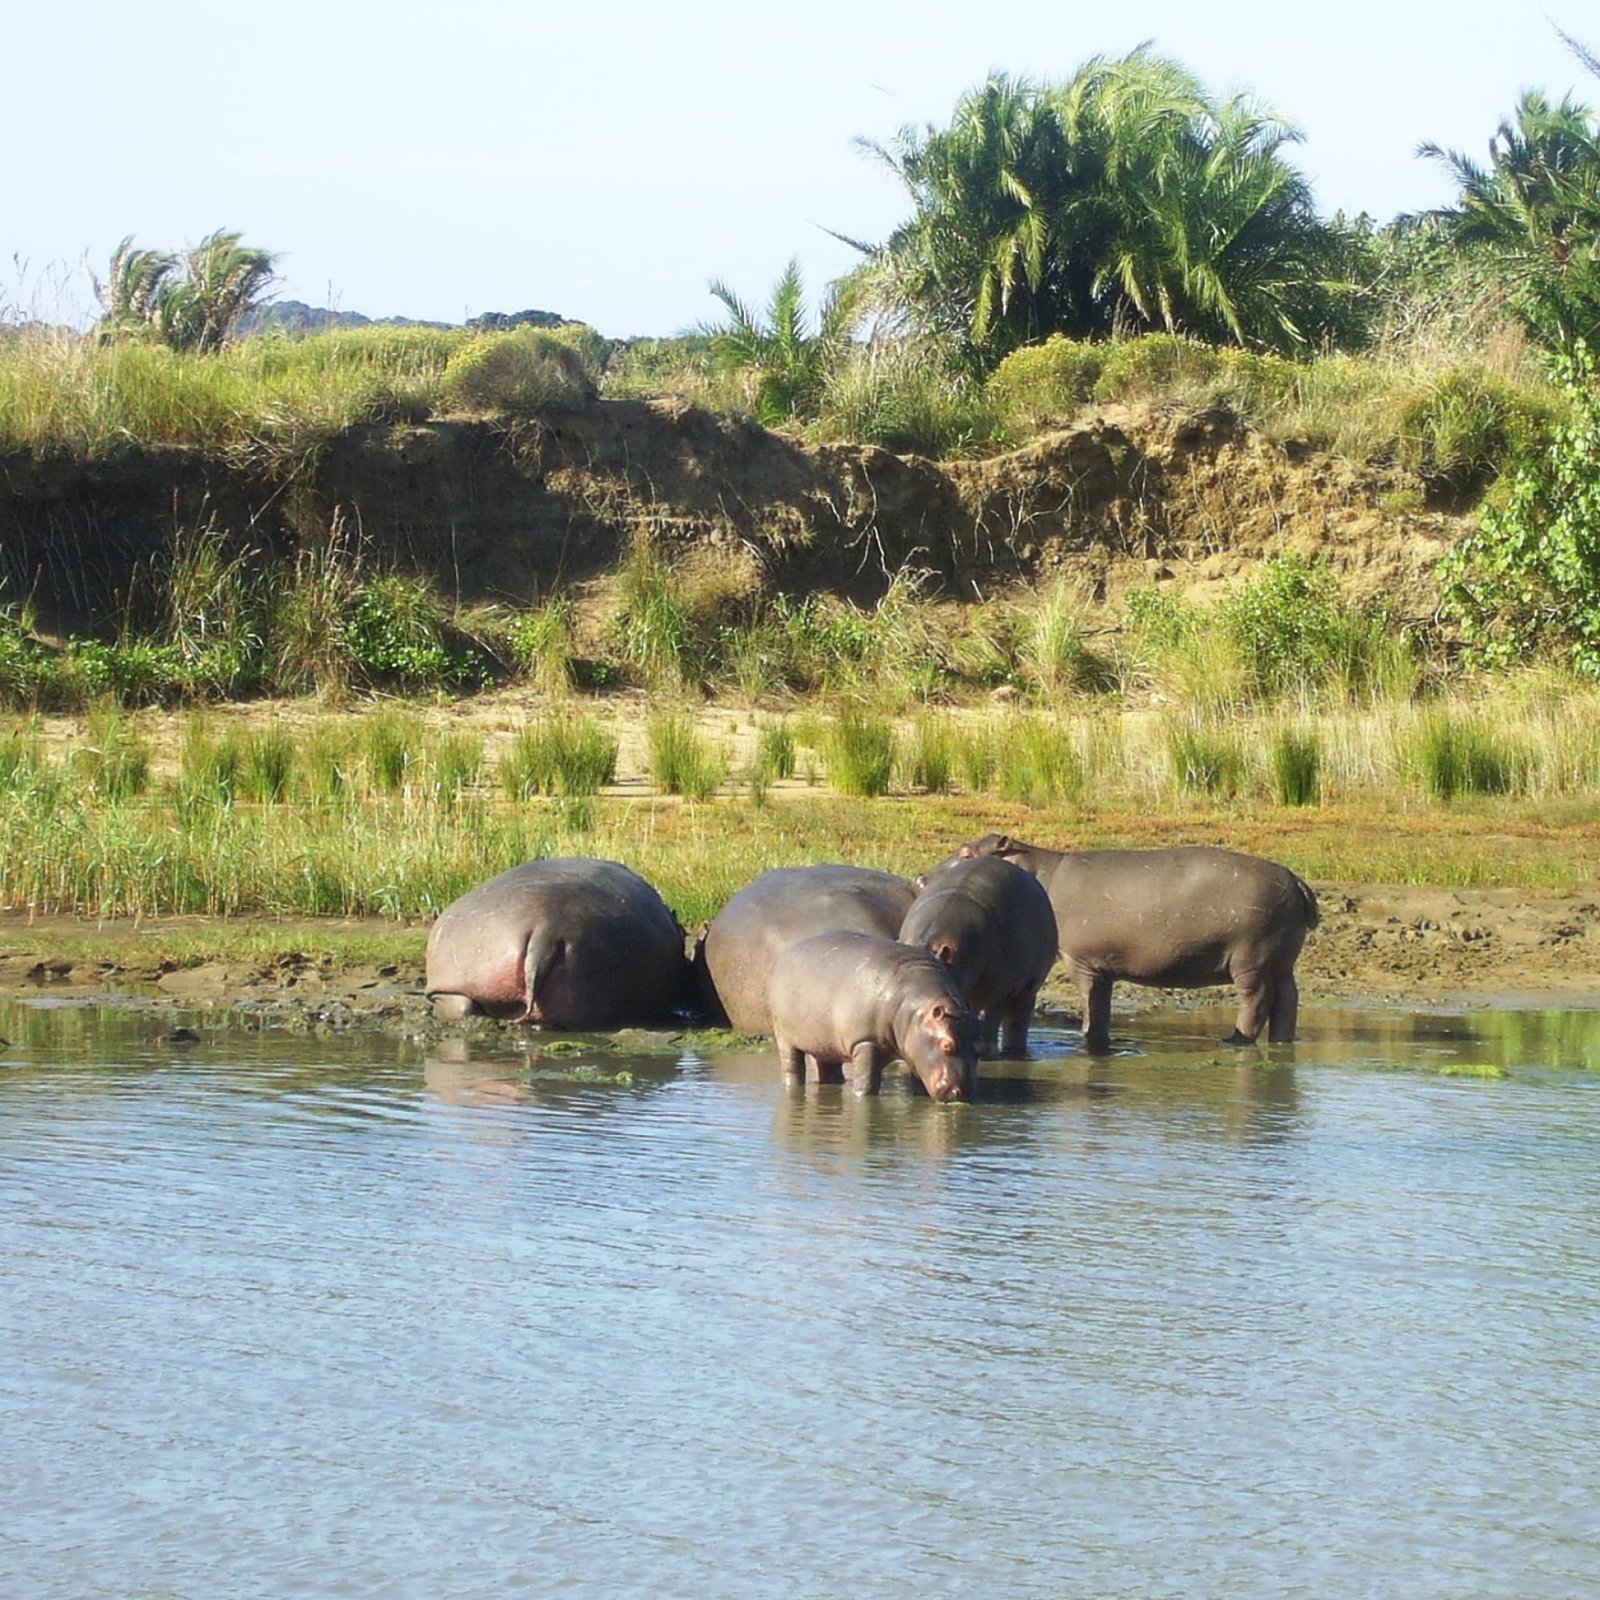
93, 236, 178, 341
93, 229, 277, 352
861, 50, 1354, 367
157, 230, 279, 353
702, 259, 859, 423
1421, 90, 1600, 348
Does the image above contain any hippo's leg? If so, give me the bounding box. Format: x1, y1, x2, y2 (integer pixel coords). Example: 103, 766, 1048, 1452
998, 986, 1039, 1057
1267, 968, 1300, 1043
1080, 974, 1114, 1054
1226, 968, 1273, 1044
776, 1037, 808, 1081
979, 1012, 1001, 1057
848, 1040, 884, 1096
814, 1055, 846, 1086
429, 992, 478, 1020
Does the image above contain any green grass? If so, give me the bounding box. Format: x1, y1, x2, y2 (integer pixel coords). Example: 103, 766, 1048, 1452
646, 711, 726, 800
825, 709, 897, 798
499, 717, 618, 799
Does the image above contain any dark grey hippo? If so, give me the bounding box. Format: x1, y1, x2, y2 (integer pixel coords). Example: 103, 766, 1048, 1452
768, 931, 979, 1101
425, 858, 689, 1028
695, 864, 917, 1033
901, 854, 1059, 1057
940, 835, 1320, 1052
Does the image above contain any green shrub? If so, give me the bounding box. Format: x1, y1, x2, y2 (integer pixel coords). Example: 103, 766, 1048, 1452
1413, 713, 1526, 800
902, 714, 955, 793
339, 574, 485, 692
987, 336, 1107, 419
1396, 364, 1556, 495
813, 341, 995, 457
1440, 342, 1600, 676
66, 639, 192, 706
509, 597, 576, 693
753, 720, 796, 782
954, 724, 999, 791
499, 718, 618, 799
442, 327, 596, 414
825, 710, 896, 797
1270, 728, 1322, 806
360, 710, 425, 794
996, 717, 1084, 805
73, 704, 152, 801
1167, 720, 1248, 797
1219, 554, 1400, 703
236, 727, 296, 802
1022, 582, 1118, 696
646, 712, 726, 800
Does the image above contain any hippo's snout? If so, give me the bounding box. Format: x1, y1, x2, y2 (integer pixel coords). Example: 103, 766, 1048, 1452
923, 1063, 971, 1103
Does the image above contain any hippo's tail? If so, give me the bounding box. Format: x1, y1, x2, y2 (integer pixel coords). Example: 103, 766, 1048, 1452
1294, 874, 1321, 930
514, 934, 566, 1023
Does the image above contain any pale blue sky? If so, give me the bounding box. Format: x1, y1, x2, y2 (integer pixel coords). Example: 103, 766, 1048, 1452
5, 0, 1593, 337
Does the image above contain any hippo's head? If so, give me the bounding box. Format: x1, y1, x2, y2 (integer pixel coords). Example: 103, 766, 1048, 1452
899, 995, 979, 1102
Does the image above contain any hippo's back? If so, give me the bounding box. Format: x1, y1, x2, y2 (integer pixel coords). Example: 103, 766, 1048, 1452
425, 857, 687, 1026
700, 865, 916, 1034
1051, 846, 1317, 984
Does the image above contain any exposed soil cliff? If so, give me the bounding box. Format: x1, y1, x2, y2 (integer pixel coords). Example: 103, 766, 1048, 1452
1, 397, 1466, 629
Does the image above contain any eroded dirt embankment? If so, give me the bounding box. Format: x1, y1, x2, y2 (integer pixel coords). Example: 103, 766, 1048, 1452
2, 398, 1464, 630
2, 882, 1592, 1038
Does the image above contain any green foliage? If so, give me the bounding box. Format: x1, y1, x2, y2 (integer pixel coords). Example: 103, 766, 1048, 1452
702, 260, 860, 425
1021, 581, 1118, 696
646, 712, 726, 800
986, 336, 1109, 420
442, 327, 597, 414
1270, 727, 1322, 805
825, 709, 897, 797
1422, 86, 1600, 350
866, 52, 1358, 368
95, 229, 278, 353
612, 544, 709, 689
338, 574, 486, 692
508, 597, 576, 692
753, 721, 796, 782
1412, 712, 1527, 800
902, 714, 956, 793
810, 338, 995, 456
1219, 554, 1403, 702
1440, 342, 1600, 674
499, 718, 618, 799
996, 716, 1084, 804
1395, 365, 1557, 494
1166, 720, 1248, 797
73, 705, 152, 801
360, 710, 426, 794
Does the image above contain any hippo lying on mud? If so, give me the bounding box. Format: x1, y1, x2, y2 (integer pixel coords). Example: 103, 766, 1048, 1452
768, 931, 979, 1101
942, 835, 1320, 1052
901, 855, 1058, 1057
425, 858, 689, 1028
695, 864, 917, 1033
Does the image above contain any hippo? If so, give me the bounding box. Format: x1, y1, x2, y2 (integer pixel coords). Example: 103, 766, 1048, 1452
900, 855, 1058, 1057
768, 931, 979, 1101
425, 858, 689, 1028
695, 864, 917, 1033
938, 835, 1320, 1052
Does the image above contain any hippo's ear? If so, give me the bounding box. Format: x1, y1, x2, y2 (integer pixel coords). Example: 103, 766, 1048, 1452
993, 835, 1018, 857
957, 845, 975, 860
913, 873, 927, 890
929, 1001, 948, 1020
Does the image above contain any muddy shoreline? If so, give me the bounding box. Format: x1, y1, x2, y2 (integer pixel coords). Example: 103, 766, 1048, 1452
3, 879, 1595, 1040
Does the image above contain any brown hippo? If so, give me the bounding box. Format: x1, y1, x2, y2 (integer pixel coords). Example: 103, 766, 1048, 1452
425, 858, 689, 1028
900, 855, 1058, 1057
695, 865, 917, 1033
768, 931, 979, 1101
940, 835, 1319, 1052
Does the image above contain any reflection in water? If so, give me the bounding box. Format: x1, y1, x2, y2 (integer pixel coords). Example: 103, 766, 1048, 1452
3, 996, 1600, 1600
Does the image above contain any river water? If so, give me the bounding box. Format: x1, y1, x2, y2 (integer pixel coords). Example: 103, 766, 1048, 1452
3, 997, 1599, 1599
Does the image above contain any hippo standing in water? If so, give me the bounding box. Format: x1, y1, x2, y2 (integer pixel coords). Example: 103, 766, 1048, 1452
901, 855, 1058, 1057
695, 864, 917, 1033
768, 931, 979, 1101
425, 858, 689, 1028
939, 835, 1319, 1052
